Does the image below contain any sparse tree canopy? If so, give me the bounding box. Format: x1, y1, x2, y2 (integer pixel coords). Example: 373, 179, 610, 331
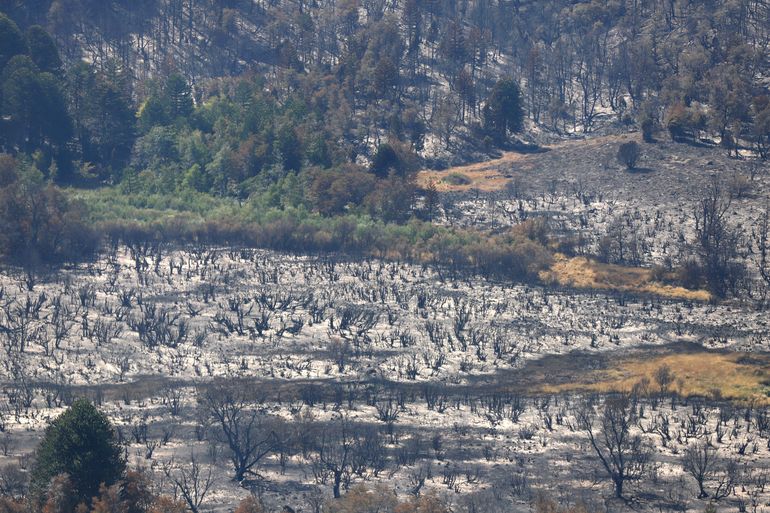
30, 399, 126, 505
577, 394, 651, 499
198, 382, 279, 482
693, 179, 744, 298
681, 441, 716, 498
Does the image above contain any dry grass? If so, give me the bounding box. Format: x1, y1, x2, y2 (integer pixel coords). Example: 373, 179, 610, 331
418, 152, 530, 192
540, 255, 711, 301
540, 350, 770, 405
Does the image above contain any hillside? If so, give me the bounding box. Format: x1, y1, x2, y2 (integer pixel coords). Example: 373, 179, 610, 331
1, 2, 770, 513
2, 0, 770, 175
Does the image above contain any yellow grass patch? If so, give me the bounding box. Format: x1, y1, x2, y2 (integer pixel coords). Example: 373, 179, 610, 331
418, 151, 530, 192
541, 351, 770, 405
540, 255, 711, 301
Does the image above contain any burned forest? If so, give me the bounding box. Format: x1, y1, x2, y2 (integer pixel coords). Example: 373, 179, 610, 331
1, 1, 770, 513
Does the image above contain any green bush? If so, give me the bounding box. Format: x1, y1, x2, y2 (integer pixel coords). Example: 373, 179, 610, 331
0, 158, 100, 269
442, 172, 472, 186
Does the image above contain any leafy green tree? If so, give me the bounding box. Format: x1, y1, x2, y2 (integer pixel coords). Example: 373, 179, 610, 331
309, 165, 375, 215
30, 399, 126, 505
0, 13, 26, 71
131, 126, 179, 170
138, 94, 170, 132
364, 174, 415, 223
482, 78, 524, 144
25, 25, 62, 74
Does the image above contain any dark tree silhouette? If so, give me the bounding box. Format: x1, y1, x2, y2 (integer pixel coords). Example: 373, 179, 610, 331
198, 382, 278, 482
577, 394, 651, 499
483, 78, 524, 144
617, 141, 641, 169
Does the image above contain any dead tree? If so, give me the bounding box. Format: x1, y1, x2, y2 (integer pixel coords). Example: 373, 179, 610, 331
198, 383, 277, 481
577, 394, 651, 499
711, 459, 740, 501
0, 463, 26, 499
375, 399, 399, 441
693, 180, 743, 298
163, 451, 214, 513
681, 441, 716, 498
311, 416, 383, 498
758, 205, 770, 302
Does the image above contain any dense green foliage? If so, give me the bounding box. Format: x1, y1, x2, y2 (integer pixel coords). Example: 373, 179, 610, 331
30, 399, 126, 505
97, 208, 552, 283
0, 155, 99, 270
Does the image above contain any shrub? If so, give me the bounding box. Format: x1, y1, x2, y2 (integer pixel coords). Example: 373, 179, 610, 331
148, 497, 188, 513
616, 141, 640, 170
442, 172, 472, 186
325, 485, 449, 513
675, 259, 704, 290
233, 496, 266, 513
664, 103, 704, 142
0, 498, 23, 513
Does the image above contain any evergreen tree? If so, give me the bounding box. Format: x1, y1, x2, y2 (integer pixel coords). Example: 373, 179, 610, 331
276, 124, 302, 172
0, 13, 26, 72
165, 74, 193, 120
483, 78, 524, 144
89, 68, 136, 175
30, 399, 126, 505
25, 25, 62, 74
137, 94, 169, 132
2, 55, 72, 155
370, 143, 400, 178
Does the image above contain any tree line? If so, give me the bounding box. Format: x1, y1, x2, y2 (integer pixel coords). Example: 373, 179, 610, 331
3, 1, 770, 154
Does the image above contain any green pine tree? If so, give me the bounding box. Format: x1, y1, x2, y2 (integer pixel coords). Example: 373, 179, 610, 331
30, 399, 126, 505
